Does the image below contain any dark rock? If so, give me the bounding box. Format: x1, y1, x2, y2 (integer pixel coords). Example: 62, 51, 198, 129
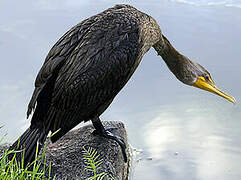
44, 121, 129, 180
0, 121, 129, 179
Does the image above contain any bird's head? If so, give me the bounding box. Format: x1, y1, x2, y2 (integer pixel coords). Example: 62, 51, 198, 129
154, 35, 235, 104
179, 57, 236, 104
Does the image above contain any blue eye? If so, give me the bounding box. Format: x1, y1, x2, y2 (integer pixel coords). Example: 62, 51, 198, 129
203, 74, 209, 81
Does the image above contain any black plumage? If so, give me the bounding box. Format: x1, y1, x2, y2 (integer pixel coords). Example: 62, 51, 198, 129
9, 5, 151, 165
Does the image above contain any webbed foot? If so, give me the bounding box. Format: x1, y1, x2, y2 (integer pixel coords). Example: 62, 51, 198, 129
91, 118, 127, 162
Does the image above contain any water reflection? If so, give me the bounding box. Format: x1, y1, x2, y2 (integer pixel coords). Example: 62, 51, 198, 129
132, 103, 241, 180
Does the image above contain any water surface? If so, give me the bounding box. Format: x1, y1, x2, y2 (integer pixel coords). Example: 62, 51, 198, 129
0, 0, 241, 179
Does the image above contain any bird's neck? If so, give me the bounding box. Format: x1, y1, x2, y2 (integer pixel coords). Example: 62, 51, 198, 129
153, 35, 185, 77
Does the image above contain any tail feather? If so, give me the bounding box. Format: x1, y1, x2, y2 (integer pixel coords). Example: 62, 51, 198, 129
8, 127, 47, 167
24, 129, 38, 153
24, 130, 45, 165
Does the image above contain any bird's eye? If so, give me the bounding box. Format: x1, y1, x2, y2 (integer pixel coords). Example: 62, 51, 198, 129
204, 74, 209, 81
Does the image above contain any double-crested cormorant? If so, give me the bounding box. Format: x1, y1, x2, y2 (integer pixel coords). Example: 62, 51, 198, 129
9, 4, 235, 166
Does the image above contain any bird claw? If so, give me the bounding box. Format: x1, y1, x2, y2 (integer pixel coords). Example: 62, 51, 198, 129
92, 129, 127, 162
92, 127, 117, 135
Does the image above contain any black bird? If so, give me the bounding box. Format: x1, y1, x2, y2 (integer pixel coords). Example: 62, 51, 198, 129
8, 4, 235, 166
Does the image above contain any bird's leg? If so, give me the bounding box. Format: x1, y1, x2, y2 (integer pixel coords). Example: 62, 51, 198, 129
91, 117, 127, 162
